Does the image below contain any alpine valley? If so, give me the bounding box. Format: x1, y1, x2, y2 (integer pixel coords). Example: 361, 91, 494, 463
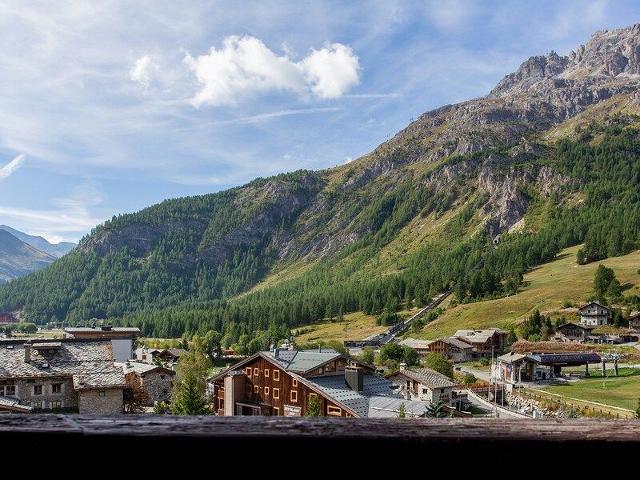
3, 25, 640, 350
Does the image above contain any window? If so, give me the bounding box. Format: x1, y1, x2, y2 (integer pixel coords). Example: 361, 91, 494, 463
52, 383, 62, 394
51, 401, 62, 409
292, 379, 298, 387
98, 390, 106, 397
162, 388, 168, 396
273, 388, 280, 399
273, 407, 280, 416
422, 388, 428, 394
290, 390, 298, 403
254, 385, 259, 393
264, 387, 270, 396
273, 369, 280, 381
31, 401, 42, 409
327, 406, 342, 416
160, 375, 165, 380
33, 385, 43, 395
440, 388, 445, 394
1, 385, 16, 396
265, 368, 270, 378
246, 385, 252, 395
245, 367, 252, 376
254, 368, 259, 377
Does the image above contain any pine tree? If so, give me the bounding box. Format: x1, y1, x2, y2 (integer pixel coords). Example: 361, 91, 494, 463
171, 374, 209, 415
305, 395, 321, 416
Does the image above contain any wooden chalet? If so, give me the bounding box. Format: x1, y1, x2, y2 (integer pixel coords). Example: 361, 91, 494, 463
209, 348, 429, 418
388, 366, 457, 404
629, 311, 640, 332
554, 323, 593, 342
426, 337, 474, 362
452, 329, 508, 356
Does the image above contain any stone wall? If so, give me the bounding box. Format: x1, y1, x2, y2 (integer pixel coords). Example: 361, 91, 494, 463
12, 377, 77, 411
78, 388, 123, 414
141, 371, 174, 405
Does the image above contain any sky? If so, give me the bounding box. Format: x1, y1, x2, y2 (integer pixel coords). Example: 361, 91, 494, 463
0, 0, 639, 243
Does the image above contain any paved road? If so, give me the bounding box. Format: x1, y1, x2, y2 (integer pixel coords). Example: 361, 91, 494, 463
456, 364, 492, 382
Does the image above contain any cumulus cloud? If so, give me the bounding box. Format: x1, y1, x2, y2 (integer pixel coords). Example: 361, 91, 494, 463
130, 54, 158, 89
184, 36, 360, 107
0, 154, 26, 181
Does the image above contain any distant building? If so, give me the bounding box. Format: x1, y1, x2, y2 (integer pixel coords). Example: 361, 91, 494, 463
209, 348, 429, 418
0, 313, 18, 325
0, 339, 126, 414
554, 323, 594, 342
426, 337, 474, 362
579, 301, 610, 326
453, 329, 508, 356
497, 351, 601, 385
388, 366, 457, 404
629, 311, 640, 332
121, 361, 175, 406
136, 347, 187, 366
64, 326, 140, 362
397, 338, 433, 356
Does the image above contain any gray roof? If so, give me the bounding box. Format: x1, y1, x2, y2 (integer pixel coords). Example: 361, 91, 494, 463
303, 373, 427, 418
498, 352, 527, 364
392, 367, 456, 389
119, 361, 175, 376
0, 396, 32, 412
263, 349, 342, 374
453, 329, 505, 344
0, 340, 125, 389
397, 338, 433, 349
442, 337, 474, 349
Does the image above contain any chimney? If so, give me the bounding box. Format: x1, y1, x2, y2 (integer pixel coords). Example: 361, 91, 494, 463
274, 347, 280, 359
24, 342, 32, 363
345, 365, 363, 392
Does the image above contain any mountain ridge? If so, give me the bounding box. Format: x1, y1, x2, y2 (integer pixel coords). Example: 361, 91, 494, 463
0, 225, 76, 258
0, 230, 56, 284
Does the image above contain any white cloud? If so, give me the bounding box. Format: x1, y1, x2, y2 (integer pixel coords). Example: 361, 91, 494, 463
130, 54, 158, 90
184, 36, 360, 107
302, 43, 361, 99
0, 154, 25, 180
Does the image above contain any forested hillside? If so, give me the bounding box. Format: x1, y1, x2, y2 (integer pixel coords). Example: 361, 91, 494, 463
2, 25, 640, 353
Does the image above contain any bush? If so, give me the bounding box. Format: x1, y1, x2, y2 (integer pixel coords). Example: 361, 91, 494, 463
462, 372, 477, 384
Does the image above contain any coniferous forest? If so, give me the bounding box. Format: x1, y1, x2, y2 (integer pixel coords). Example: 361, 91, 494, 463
2, 121, 640, 352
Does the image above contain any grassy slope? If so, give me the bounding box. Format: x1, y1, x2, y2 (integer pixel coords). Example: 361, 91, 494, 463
414, 245, 640, 340
292, 311, 388, 344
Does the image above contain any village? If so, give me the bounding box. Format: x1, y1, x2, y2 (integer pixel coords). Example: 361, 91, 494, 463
1, 300, 639, 419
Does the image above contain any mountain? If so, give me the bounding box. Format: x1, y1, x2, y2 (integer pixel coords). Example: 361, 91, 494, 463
1, 24, 640, 345
0, 230, 56, 283
0, 225, 76, 258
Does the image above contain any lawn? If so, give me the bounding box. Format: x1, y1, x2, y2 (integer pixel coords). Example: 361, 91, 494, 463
540, 368, 640, 411
293, 311, 393, 344
414, 245, 640, 339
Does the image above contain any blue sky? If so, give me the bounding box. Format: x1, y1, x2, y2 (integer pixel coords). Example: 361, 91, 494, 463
0, 0, 638, 243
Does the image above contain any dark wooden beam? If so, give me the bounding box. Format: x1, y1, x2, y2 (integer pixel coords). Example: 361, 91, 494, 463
3, 415, 640, 469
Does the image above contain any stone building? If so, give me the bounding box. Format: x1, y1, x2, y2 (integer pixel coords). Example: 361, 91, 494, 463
0, 339, 126, 414
388, 366, 457, 404
121, 361, 175, 405
579, 301, 610, 326
64, 326, 140, 362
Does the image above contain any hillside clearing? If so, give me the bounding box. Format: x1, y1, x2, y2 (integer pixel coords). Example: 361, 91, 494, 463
414, 245, 640, 339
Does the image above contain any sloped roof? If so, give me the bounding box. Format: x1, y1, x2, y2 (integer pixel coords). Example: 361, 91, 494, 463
0, 340, 125, 389
119, 361, 175, 376
578, 301, 609, 312
453, 329, 506, 343
391, 367, 456, 389
397, 338, 433, 349
73, 370, 126, 390
498, 352, 527, 364
303, 373, 426, 418
0, 396, 32, 412
262, 349, 342, 374
442, 337, 474, 349
528, 352, 601, 365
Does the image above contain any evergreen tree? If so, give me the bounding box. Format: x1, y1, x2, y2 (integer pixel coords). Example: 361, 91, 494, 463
171, 374, 209, 415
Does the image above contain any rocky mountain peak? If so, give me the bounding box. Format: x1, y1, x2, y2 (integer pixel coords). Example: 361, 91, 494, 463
491, 23, 640, 98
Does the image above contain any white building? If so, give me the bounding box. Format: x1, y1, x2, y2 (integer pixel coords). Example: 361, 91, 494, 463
579, 301, 610, 326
